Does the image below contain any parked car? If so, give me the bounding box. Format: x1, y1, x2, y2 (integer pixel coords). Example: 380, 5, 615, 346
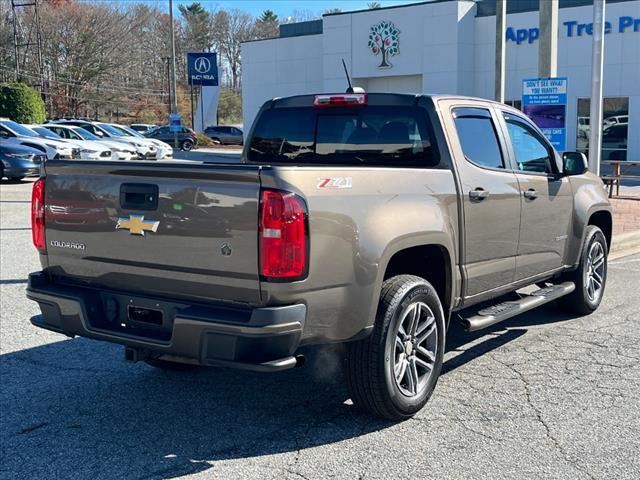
27, 92, 612, 421
603, 115, 628, 127
107, 123, 173, 159
52, 120, 153, 159
204, 125, 243, 145
144, 126, 198, 151
129, 123, 157, 134
26, 125, 112, 161
0, 143, 45, 181
44, 124, 135, 161
0, 118, 74, 160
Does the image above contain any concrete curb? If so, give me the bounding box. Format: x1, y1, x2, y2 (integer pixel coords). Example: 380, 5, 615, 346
610, 230, 640, 260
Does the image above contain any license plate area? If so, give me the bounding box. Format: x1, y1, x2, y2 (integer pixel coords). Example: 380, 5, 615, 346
128, 306, 163, 326
90, 292, 182, 343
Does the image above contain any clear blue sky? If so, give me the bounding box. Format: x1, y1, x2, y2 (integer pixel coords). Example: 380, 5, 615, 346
80, 0, 425, 18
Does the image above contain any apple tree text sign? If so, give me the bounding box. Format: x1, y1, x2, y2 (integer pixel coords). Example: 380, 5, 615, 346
368, 21, 400, 69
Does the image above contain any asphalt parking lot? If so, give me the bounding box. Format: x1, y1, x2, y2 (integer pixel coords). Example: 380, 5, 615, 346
1, 178, 639, 480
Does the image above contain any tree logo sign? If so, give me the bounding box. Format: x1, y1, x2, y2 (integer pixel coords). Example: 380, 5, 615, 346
368, 21, 400, 69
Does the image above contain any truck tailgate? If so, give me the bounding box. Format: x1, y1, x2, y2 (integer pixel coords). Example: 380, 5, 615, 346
43, 161, 262, 305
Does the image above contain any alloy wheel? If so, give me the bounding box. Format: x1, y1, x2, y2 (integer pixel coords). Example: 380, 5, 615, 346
393, 301, 438, 397
585, 241, 605, 303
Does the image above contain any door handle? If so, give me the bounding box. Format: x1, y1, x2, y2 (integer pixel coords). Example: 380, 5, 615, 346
523, 188, 538, 200
469, 188, 490, 201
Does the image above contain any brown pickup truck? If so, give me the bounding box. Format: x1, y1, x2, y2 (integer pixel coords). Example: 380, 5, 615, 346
27, 92, 612, 420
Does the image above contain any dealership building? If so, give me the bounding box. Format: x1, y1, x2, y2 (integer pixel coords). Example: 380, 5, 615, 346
242, 0, 639, 159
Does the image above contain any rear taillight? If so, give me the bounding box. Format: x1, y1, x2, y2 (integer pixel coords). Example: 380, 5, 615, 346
259, 189, 308, 280
31, 178, 46, 252
313, 93, 367, 108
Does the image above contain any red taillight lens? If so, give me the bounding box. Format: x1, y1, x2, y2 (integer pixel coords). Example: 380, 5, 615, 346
31, 178, 46, 252
313, 93, 368, 108
259, 189, 307, 280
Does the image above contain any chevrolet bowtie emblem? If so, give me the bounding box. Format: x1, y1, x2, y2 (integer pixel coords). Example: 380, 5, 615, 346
116, 214, 160, 236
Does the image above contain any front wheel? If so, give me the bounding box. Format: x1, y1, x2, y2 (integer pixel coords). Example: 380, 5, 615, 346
181, 139, 194, 151
559, 225, 608, 315
345, 275, 445, 420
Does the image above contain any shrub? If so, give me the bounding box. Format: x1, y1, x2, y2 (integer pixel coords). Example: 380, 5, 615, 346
195, 132, 215, 147
0, 82, 47, 123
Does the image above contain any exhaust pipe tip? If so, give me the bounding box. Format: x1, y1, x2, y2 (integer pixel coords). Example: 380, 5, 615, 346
294, 354, 306, 368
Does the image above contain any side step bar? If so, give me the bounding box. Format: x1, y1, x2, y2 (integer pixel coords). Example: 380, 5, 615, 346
461, 282, 575, 332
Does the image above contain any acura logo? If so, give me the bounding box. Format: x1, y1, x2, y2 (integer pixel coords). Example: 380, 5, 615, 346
194, 57, 211, 74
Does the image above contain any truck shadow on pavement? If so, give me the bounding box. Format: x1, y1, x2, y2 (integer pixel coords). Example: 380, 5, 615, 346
1, 304, 575, 479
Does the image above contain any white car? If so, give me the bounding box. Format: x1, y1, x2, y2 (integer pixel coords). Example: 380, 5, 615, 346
130, 123, 157, 134
0, 118, 74, 160
28, 125, 112, 161
603, 115, 628, 127
108, 123, 173, 159
44, 124, 136, 161
53, 120, 150, 159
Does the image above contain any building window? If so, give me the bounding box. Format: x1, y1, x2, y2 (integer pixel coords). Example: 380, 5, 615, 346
505, 100, 522, 111
576, 98, 629, 160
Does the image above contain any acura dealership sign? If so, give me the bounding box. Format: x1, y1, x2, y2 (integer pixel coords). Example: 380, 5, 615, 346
187, 52, 219, 86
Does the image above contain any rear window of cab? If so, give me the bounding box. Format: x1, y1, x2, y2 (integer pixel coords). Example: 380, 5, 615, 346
248, 106, 438, 167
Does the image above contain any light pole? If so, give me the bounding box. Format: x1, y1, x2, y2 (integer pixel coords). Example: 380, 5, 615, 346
169, 0, 179, 150
494, 0, 506, 103
588, 0, 606, 175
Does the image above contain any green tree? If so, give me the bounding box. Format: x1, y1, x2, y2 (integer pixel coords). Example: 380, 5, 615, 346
217, 88, 242, 124
368, 2, 382, 9
0, 82, 46, 123
254, 9, 279, 39
179, 2, 212, 51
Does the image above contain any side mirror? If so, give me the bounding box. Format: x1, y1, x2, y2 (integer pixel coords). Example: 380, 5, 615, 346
562, 151, 588, 176
0, 130, 9, 139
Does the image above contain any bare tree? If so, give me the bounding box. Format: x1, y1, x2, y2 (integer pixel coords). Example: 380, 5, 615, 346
211, 9, 254, 91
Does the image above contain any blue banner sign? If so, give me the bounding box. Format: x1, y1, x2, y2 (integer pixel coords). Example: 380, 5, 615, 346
187, 52, 219, 87
522, 77, 568, 151
169, 113, 182, 133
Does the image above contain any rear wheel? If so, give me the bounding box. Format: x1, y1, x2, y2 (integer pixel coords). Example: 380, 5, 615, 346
181, 139, 194, 151
9, 176, 24, 182
345, 275, 445, 420
559, 225, 608, 315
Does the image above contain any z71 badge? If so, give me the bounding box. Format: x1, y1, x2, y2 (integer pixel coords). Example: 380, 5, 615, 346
316, 177, 353, 189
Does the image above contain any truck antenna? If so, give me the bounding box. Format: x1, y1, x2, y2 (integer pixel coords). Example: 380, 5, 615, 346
342, 58, 354, 93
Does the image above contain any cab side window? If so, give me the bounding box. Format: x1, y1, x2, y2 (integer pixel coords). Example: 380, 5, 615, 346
504, 116, 553, 174
453, 108, 504, 169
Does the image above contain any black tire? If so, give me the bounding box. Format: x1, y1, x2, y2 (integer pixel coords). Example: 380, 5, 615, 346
181, 139, 194, 151
210, 137, 222, 145
145, 358, 200, 371
9, 176, 25, 182
558, 225, 608, 315
345, 275, 446, 420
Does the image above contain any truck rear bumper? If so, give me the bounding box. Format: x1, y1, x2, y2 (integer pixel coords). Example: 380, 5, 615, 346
26, 272, 306, 372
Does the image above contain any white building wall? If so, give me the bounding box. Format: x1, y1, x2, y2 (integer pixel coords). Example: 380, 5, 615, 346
241, 34, 323, 132
241, 0, 640, 158
474, 0, 640, 157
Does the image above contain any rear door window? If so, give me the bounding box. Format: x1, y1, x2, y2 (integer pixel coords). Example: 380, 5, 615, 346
248, 106, 437, 167
453, 108, 504, 169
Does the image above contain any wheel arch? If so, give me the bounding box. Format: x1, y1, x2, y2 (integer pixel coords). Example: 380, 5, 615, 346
375, 239, 456, 327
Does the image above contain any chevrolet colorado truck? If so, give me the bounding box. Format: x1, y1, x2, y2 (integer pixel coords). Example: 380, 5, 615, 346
27, 93, 612, 420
